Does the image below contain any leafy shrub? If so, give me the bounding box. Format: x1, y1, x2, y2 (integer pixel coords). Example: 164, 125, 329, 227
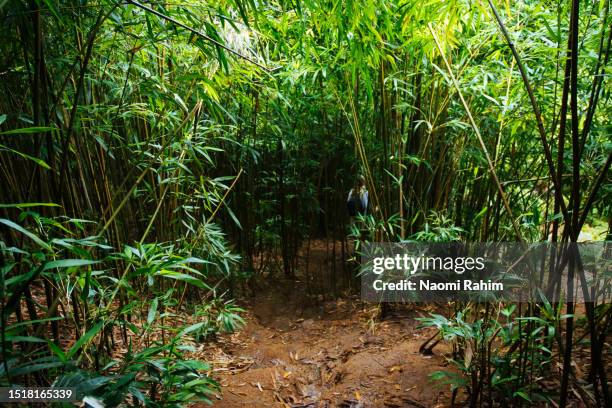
192, 297, 246, 341
418, 298, 564, 405
0, 212, 241, 406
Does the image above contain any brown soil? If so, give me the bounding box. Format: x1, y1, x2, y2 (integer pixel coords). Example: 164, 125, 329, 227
199, 279, 455, 408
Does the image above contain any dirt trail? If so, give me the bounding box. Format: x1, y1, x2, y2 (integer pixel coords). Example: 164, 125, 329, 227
200, 279, 454, 407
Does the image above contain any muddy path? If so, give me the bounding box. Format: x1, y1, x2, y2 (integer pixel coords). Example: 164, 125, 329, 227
199, 279, 454, 407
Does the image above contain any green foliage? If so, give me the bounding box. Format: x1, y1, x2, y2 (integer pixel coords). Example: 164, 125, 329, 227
192, 297, 246, 341
53, 345, 217, 407
410, 211, 464, 242
417, 299, 568, 404
0, 211, 237, 405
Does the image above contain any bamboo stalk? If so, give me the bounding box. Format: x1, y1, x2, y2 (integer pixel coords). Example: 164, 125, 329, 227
487, 0, 570, 225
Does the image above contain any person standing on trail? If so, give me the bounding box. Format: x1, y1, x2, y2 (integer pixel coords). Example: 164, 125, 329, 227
347, 175, 368, 221
347, 175, 369, 264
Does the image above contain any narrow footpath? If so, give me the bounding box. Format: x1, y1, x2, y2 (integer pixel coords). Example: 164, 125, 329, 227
199, 279, 454, 407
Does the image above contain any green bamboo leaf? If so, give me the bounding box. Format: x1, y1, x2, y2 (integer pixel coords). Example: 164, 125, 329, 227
174, 93, 188, 112
9, 360, 65, 376
178, 322, 206, 337
43, 259, 100, 271
147, 298, 159, 325
0, 144, 51, 169
0, 218, 51, 250
4, 335, 47, 343
182, 257, 210, 264
541, 17, 560, 42
5, 317, 64, 331
513, 391, 532, 402
67, 321, 104, 359
156, 270, 208, 288
0, 202, 61, 209
225, 205, 242, 229
47, 341, 67, 362
0, 126, 57, 135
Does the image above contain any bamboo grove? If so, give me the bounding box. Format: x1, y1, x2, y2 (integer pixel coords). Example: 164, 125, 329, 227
0, 0, 610, 406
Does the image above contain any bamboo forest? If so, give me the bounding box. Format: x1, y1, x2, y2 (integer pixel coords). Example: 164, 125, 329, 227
0, 0, 610, 407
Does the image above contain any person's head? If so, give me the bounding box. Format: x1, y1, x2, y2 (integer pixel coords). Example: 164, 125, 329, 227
355, 175, 366, 191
